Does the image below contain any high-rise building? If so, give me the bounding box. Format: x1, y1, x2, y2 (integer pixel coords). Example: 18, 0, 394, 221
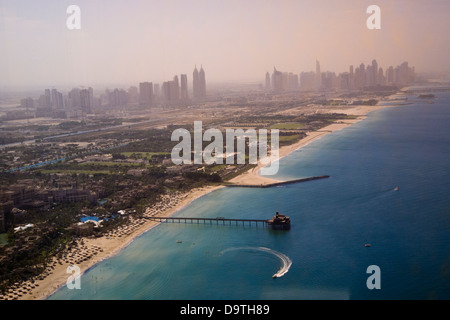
49, 89, 64, 109
128, 86, 138, 104
398, 61, 414, 85
139, 82, 153, 107
265, 72, 271, 90
180, 74, 188, 101
80, 89, 92, 113
272, 67, 283, 93
193, 66, 199, 98
366, 65, 374, 86
199, 66, 206, 97
162, 76, 181, 105
54, 91, 64, 109
378, 67, 385, 85
359, 63, 366, 88
349, 65, 355, 90
372, 59, 379, 85
172, 75, 180, 101
315, 59, 322, 90
44, 89, 52, 108
67, 88, 81, 109
193, 65, 206, 98
108, 88, 128, 107
386, 66, 394, 85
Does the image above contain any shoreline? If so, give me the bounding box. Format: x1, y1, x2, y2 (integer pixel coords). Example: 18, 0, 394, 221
17, 185, 224, 300
13, 97, 404, 300
229, 102, 400, 186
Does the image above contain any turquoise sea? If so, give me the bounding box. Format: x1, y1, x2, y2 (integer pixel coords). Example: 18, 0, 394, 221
49, 88, 450, 300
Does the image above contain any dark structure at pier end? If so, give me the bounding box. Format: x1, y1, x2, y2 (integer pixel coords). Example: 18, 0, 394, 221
267, 212, 291, 230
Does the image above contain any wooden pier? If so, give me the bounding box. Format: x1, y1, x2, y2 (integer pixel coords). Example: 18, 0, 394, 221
146, 212, 291, 230
145, 216, 270, 227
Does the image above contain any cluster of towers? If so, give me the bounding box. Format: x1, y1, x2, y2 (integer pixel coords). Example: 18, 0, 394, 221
139, 65, 206, 107
193, 65, 206, 98
265, 59, 415, 93
15, 65, 207, 121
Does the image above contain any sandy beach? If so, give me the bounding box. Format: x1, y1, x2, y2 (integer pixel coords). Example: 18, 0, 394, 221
9, 186, 223, 300
229, 103, 395, 186
6, 101, 401, 300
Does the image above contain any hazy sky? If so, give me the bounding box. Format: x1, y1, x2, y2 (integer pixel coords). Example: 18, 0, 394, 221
1, 0, 449, 88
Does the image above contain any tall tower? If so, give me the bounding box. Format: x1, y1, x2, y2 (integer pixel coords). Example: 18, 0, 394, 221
193, 65, 199, 98
199, 65, 206, 97
272, 67, 283, 93
172, 75, 180, 102
359, 63, 366, 87
315, 59, 322, 90
139, 82, 153, 107
180, 74, 188, 101
372, 59, 378, 85
80, 89, 92, 113
265, 72, 271, 90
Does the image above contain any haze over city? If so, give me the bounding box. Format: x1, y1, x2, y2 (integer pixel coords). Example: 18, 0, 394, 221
2, 0, 450, 303
1, 0, 449, 88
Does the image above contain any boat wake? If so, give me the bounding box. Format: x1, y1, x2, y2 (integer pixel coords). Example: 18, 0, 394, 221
220, 246, 292, 278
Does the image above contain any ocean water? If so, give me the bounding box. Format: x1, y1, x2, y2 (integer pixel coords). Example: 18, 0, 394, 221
49, 89, 450, 300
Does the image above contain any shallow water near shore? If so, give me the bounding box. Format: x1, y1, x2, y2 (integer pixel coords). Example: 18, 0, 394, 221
49, 90, 450, 300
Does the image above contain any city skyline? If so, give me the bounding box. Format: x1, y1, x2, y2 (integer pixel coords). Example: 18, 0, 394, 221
266, 59, 415, 92
4, 65, 208, 120
4, 57, 417, 123
1, 0, 449, 88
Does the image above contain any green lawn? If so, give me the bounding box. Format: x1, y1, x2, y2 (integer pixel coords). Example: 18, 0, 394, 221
208, 164, 227, 172
120, 152, 170, 158
279, 135, 301, 143
269, 123, 304, 130
39, 169, 112, 175
79, 162, 142, 167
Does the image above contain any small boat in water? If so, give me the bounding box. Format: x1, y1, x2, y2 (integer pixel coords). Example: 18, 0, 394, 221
364, 244, 371, 247
176, 240, 182, 243
272, 274, 278, 279
394, 186, 400, 191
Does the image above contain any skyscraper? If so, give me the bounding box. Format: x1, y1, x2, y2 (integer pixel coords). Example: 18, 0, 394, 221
51, 89, 64, 109
162, 75, 180, 105
180, 74, 188, 102
359, 63, 366, 87
171, 75, 180, 101
386, 66, 394, 85
193, 65, 206, 98
80, 89, 92, 113
193, 66, 199, 98
272, 67, 283, 93
128, 86, 138, 104
139, 82, 153, 107
315, 59, 322, 90
199, 66, 206, 97
372, 59, 378, 85
265, 72, 271, 90
67, 88, 81, 109
44, 89, 51, 108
